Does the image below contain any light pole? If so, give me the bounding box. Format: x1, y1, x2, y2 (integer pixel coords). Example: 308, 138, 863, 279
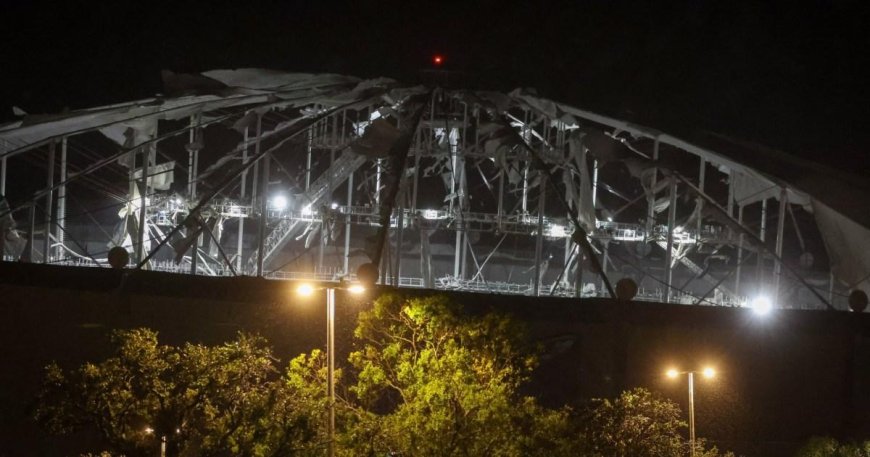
666, 367, 716, 457
297, 281, 365, 457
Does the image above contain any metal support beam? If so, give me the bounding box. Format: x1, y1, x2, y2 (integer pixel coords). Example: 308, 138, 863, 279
735, 204, 745, 297
665, 177, 678, 302
343, 172, 353, 275
136, 145, 150, 265
774, 187, 787, 305
533, 175, 546, 295
56, 138, 67, 259
758, 198, 768, 286
647, 139, 660, 235
697, 158, 705, 236
255, 114, 268, 277
237, 127, 248, 272
43, 141, 55, 263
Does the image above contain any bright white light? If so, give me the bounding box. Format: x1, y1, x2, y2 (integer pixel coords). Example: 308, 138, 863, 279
702, 367, 716, 379
548, 224, 567, 238
175, 197, 183, 205
301, 205, 313, 216
269, 195, 288, 211
423, 209, 440, 220
666, 368, 679, 379
607, 217, 613, 222
145, 427, 154, 434
751, 296, 773, 316
347, 284, 365, 294
674, 225, 684, 234
331, 202, 339, 210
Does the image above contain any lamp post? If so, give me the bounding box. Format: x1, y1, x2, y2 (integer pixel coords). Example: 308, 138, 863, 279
666, 367, 716, 457
297, 281, 365, 457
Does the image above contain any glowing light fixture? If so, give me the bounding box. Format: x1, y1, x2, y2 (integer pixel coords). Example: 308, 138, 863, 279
703, 367, 716, 379
433, 54, 444, 65
269, 194, 289, 211
145, 426, 154, 434
330, 202, 339, 210
751, 295, 772, 316
347, 284, 365, 294
297, 283, 315, 296
666, 368, 679, 379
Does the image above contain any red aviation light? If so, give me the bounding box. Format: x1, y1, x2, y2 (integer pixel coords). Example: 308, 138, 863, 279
433, 54, 444, 66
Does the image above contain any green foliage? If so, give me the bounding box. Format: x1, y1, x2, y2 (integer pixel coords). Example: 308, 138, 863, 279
578, 387, 734, 457
342, 293, 574, 457
35, 329, 323, 457
796, 437, 870, 457
37, 294, 739, 457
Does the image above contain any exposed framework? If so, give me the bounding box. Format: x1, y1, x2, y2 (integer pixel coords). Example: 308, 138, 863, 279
1, 70, 865, 310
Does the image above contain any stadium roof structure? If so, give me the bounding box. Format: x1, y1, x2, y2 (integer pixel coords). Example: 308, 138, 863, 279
0, 69, 867, 311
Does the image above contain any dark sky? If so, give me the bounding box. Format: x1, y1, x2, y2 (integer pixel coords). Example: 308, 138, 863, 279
2, 0, 869, 173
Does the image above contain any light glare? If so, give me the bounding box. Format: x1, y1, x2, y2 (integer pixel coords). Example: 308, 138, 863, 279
751, 295, 772, 316
703, 367, 716, 379
347, 284, 365, 294
297, 284, 315, 296
666, 368, 679, 379
270, 194, 288, 211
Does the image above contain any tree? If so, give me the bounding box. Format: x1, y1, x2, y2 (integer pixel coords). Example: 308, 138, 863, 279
795, 437, 870, 457
35, 329, 324, 457
578, 387, 733, 457
339, 293, 574, 457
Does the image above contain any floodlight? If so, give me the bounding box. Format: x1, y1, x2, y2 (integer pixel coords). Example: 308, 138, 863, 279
330, 202, 339, 210
702, 367, 716, 379
751, 295, 772, 316
347, 284, 365, 294
145, 426, 154, 434
297, 283, 315, 296
666, 368, 679, 379
269, 194, 288, 211
548, 224, 567, 238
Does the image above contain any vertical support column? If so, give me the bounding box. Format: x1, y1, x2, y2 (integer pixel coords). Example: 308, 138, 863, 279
646, 139, 660, 235
43, 141, 55, 263
255, 114, 268, 277
56, 138, 67, 259
696, 158, 706, 237
375, 159, 382, 206
237, 127, 249, 272
533, 175, 546, 296
774, 187, 787, 306
726, 172, 735, 239
305, 118, 313, 191
735, 204, 745, 298
136, 145, 149, 265
344, 172, 353, 275
0, 141, 6, 196
591, 160, 599, 214
26, 203, 36, 262
758, 198, 768, 287
188, 115, 200, 275
665, 177, 677, 302
601, 240, 610, 292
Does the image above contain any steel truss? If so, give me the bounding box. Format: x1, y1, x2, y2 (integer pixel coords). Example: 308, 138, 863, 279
0, 79, 841, 310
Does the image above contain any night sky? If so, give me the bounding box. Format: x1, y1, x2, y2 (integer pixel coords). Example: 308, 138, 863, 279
2, 1, 869, 174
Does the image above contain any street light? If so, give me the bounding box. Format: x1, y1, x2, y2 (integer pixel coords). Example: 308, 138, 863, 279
665, 367, 716, 457
295, 280, 365, 457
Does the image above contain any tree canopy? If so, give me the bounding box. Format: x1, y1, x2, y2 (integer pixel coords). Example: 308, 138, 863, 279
35, 329, 326, 457
36, 293, 737, 457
